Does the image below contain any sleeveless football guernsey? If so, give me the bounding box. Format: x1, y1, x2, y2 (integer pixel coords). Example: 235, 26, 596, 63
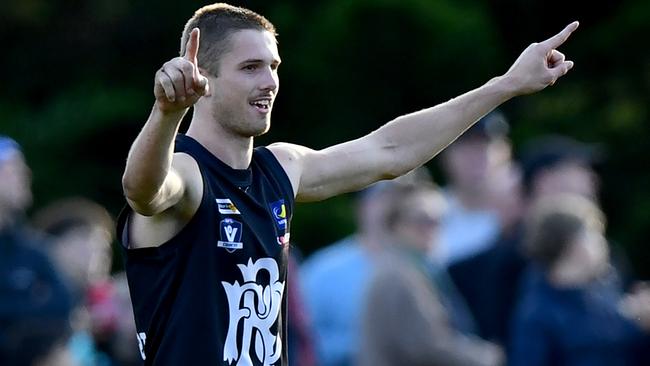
117, 134, 293, 366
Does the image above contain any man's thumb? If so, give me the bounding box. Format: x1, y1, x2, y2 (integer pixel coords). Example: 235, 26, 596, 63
196, 75, 209, 95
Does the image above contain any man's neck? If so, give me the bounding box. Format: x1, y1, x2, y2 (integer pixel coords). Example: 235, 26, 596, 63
186, 114, 254, 169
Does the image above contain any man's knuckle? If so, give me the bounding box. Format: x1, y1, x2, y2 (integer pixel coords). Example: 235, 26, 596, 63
162, 79, 173, 89
181, 62, 194, 74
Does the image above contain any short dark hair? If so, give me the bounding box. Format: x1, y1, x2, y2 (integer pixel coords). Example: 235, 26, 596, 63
180, 3, 277, 76
32, 197, 115, 244
384, 181, 445, 231
519, 135, 602, 196
524, 194, 605, 269
459, 109, 509, 142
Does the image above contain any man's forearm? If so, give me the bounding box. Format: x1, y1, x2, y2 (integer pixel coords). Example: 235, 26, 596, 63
374, 75, 518, 176
122, 103, 187, 204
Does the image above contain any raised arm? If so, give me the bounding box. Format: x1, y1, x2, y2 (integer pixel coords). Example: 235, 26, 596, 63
269, 22, 579, 202
122, 29, 208, 215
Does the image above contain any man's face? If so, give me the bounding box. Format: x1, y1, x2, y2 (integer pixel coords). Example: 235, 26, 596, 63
51, 225, 113, 290
533, 161, 598, 201
394, 191, 446, 253
206, 29, 280, 137
443, 136, 511, 191
0, 154, 32, 214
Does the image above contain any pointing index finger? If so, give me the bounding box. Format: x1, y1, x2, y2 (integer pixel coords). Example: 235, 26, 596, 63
184, 28, 201, 65
539, 21, 579, 51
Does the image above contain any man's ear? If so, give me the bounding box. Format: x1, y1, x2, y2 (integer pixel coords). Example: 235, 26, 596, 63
199, 68, 213, 97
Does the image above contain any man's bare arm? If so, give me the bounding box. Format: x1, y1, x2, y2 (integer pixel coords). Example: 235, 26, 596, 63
122, 28, 208, 215
270, 22, 579, 202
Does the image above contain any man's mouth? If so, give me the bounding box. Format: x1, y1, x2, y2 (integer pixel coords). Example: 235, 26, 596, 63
249, 98, 272, 113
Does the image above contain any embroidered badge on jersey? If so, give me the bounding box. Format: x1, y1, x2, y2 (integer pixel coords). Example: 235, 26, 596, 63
269, 200, 287, 231
216, 198, 241, 215
217, 218, 243, 252
276, 233, 290, 246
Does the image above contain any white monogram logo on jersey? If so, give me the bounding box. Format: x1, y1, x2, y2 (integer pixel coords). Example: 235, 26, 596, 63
222, 258, 285, 366
136, 332, 146, 360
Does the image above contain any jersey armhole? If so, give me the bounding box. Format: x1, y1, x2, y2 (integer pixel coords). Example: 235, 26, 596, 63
255, 146, 296, 213
116, 155, 211, 257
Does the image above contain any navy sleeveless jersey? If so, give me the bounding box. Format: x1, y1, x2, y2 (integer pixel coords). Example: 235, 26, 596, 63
117, 134, 293, 366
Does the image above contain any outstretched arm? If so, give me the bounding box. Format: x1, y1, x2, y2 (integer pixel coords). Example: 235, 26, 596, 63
122, 29, 208, 215
269, 22, 579, 202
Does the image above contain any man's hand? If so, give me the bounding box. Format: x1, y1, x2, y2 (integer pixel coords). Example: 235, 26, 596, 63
153, 28, 209, 113
504, 21, 579, 96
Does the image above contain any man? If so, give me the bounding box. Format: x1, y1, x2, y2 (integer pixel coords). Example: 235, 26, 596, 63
300, 184, 392, 366
520, 134, 601, 201
301, 170, 430, 366
359, 182, 503, 366
437, 110, 512, 266
119, 3, 578, 365
33, 198, 117, 366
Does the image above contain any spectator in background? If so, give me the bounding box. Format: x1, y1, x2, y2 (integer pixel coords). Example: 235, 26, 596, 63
33, 198, 114, 299
436, 110, 512, 266
287, 254, 316, 366
447, 134, 602, 345
33, 197, 119, 366
359, 182, 503, 366
509, 194, 650, 366
301, 169, 429, 366
0, 136, 73, 365
106, 272, 141, 366
520, 134, 601, 201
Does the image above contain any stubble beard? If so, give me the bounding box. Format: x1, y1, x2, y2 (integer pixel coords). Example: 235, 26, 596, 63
211, 101, 271, 138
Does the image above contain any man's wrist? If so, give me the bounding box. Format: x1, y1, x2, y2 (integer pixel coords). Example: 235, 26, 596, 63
487, 74, 521, 101
152, 101, 188, 124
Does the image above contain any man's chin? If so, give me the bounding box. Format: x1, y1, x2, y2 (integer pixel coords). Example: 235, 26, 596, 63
252, 125, 271, 137
240, 119, 271, 138
252, 117, 271, 137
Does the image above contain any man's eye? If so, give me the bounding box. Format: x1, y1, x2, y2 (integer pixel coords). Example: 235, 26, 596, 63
243, 65, 257, 71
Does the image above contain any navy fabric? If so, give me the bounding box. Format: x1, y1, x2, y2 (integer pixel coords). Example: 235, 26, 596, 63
447, 228, 527, 344
118, 134, 294, 366
0, 225, 72, 365
509, 267, 650, 366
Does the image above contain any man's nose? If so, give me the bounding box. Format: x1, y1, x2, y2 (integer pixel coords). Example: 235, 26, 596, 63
259, 67, 278, 92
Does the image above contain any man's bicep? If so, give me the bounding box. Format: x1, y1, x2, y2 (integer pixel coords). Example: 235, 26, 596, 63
126, 153, 200, 216
273, 136, 393, 202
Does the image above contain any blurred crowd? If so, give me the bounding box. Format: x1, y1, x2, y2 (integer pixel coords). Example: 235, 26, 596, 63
0, 136, 140, 366
2, 109, 650, 366
299, 111, 650, 366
